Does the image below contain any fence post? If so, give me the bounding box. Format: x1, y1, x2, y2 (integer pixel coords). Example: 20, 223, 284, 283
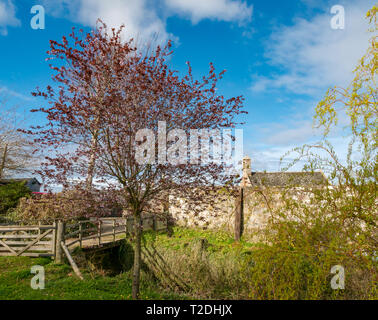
152, 215, 157, 232
126, 216, 134, 235
55, 220, 65, 263
163, 198, 173, 237
52, 220, 57, 257
97, 220, 101, 245
234, 187, 244, 241
79, 223, 82, 249
112, 219, 116, 242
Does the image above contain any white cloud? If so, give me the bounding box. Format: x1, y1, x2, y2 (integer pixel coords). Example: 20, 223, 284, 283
246, 95, 353, 171
164, 0, 253, 24
260, 120, 318, 146
0, 86, 33, 101
0, 0, 20, 35
244, 143, 307, 172
42, 0, 171, 44
247, 133, 353, 173
251, 1, 372, 94
42, 0, 252, 44
77, 0, 170, 43
247, 1, 373, 170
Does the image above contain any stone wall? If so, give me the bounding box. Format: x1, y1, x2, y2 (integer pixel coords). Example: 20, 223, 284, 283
168, 186, 314, 238
168, 188, 237, 233
168, 187, 279, 236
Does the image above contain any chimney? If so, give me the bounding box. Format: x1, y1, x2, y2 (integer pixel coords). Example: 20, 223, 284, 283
241, 155, 251, 187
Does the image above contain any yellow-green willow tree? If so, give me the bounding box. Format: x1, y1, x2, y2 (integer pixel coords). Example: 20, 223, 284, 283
315, 6, 377, 150
246, 7, 377, 299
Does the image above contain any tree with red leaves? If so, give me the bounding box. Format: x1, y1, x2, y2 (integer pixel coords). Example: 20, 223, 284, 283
29, 21, 245, 299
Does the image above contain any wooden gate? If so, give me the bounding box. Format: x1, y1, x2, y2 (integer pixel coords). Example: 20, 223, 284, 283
0, 224, 56, 257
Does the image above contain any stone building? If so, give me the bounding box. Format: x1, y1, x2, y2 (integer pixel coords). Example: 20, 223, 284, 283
0, 178, 42, 193
169, 155, 327, 236
241, 155, 327, 188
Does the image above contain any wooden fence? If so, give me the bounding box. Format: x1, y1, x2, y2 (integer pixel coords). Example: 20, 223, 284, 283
0, 224, 56, 257
0, 214, 168, 259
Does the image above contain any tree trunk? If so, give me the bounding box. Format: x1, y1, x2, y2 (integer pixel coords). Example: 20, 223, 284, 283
0, 143, 8, 179
85, 151, 96, 189
85, 133, 98, 190
163, 197, 173, 237
132, 212, 142, 299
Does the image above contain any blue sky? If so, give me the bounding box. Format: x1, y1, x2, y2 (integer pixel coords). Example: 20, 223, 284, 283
0, 0, 374, 172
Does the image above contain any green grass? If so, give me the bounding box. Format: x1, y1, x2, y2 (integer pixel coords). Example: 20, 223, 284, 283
140, 227, 257, 299
143, 226, 255, 253
0, 255, 187, 300
0, 227, 255, 300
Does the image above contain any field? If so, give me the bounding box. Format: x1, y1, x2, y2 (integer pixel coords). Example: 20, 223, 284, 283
0, 227, 252, 300
1, 225, 376, 300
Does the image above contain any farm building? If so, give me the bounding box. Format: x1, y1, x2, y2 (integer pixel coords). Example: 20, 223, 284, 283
0, 178, 42, 193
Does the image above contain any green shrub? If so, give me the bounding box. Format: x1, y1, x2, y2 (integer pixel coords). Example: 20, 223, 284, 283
243, 7, 378, 300
0, 181, 31, 216
244, 192, 377, 300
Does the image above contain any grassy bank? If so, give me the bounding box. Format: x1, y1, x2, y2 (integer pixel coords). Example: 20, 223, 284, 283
2, 226, 373, 300
0, 255, 186, 300
0, 227, 250, 300
141, 227, 256, 299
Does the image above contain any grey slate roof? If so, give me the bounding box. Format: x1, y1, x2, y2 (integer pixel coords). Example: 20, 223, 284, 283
0, 178, 41, 192
0, 178, 41, 185
248, 171, 327, 187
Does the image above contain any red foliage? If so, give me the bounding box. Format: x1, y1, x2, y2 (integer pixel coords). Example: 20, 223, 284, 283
27, 20, 246, 215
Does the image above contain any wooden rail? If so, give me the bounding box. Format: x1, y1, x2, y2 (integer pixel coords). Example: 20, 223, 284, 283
64, 218, 127, 250
0, 214, 168, 259
60, 241, 84, 280
64, 215, 167, 250
0, 224, 56, 257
